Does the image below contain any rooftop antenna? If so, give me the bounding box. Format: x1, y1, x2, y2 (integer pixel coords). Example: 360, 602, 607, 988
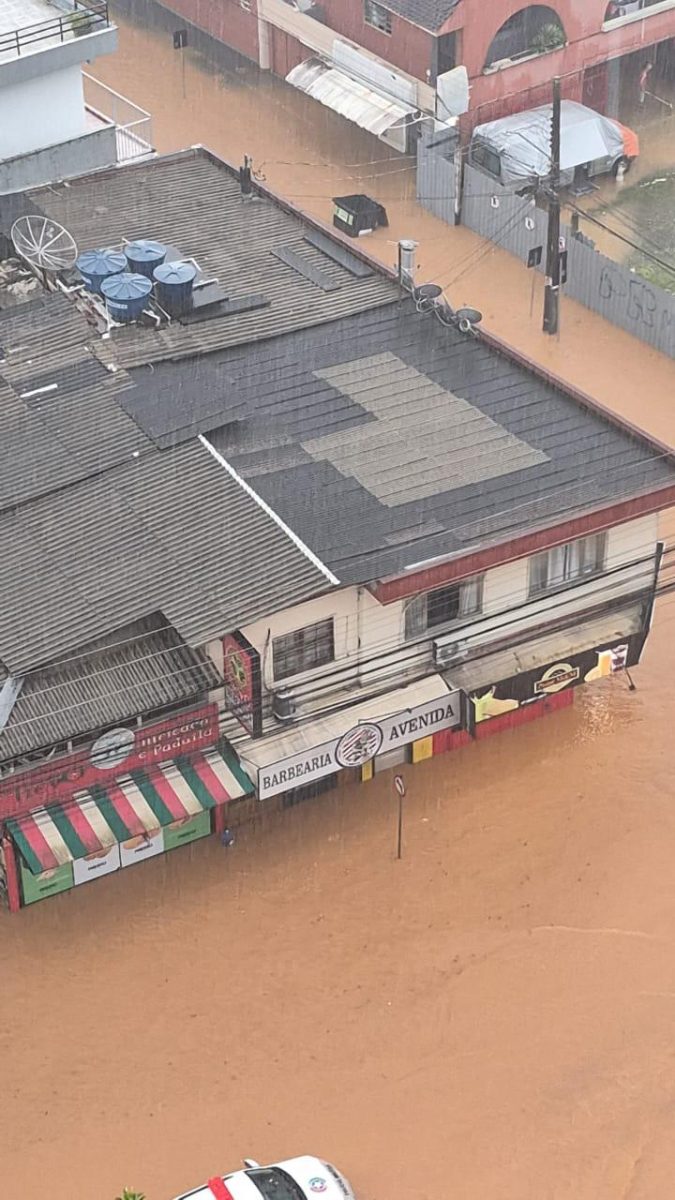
11, 215, 78, 274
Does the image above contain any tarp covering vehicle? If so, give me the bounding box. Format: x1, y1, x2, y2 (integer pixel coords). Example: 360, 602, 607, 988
470, 101, 639, 187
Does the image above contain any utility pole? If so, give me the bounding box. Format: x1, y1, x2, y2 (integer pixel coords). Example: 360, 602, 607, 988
543, 77, 561, 335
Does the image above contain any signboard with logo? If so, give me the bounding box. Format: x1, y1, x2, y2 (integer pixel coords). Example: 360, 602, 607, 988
222, 632, 263, 738
253, 689, 462, 799
0, 703, 220, 821
19, 859, 74, 906
119, 829, 165, 868
469, 631, 645, 724
72, 844, 121, 886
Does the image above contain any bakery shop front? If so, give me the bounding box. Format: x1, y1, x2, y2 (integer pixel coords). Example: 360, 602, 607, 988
0, 702, 253, 912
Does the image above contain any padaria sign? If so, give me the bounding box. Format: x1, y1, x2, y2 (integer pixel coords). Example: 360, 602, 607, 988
254, 689, 461, 799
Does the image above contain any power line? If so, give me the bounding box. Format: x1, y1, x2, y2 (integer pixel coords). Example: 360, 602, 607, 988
1, 540, 670, 739
567, 201, 675, 280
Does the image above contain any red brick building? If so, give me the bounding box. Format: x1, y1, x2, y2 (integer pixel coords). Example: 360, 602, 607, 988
155, 0, 673, 129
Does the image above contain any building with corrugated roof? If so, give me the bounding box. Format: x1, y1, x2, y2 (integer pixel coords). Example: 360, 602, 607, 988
0, 146, 673, 911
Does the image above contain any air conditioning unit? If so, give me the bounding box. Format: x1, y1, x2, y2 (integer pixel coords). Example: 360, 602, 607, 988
272, 688, 298, 723
433, 636, 469, 668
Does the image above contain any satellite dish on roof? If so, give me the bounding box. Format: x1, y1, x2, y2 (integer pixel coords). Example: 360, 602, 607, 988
10, 215, 78, 273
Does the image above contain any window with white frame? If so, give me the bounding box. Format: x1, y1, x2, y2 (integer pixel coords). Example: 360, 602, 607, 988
364, 0, 392, 34
273, 618, 335, 680
404, 576, 483, 640
529, 533, 607, 596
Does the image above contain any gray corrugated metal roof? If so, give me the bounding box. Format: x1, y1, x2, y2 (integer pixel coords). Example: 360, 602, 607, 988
0, 437, 329, 674
28, 150, 396, 368
0, 616, 220, 762
379, 0, 460, 33
0, 293, 151, 507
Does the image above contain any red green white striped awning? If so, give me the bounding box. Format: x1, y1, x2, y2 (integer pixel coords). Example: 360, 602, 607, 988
7, 746, 253, 875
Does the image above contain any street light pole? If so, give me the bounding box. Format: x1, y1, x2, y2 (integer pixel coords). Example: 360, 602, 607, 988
543, 77, 561, 336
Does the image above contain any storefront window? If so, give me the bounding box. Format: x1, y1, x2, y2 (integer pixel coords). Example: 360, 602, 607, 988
405, 576, 483, 639
273, 618, 335, 680
529, 533, 607, 596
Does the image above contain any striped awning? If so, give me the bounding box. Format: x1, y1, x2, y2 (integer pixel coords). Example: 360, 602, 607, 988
7, 746, 253, 875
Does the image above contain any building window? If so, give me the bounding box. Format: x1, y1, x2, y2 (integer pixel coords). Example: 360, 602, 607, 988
364, 0, 392, 34
484, 6, 566, 70
529, 534, 607, 597
405, 577, 483, 639
436, 31, 457, 77
273, 619, 335, 680
604, 0, 669, 19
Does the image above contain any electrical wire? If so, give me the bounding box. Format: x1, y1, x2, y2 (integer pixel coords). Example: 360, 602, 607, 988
567, 201, 675, 280
2, 539, 672, 735
2, 555, 672, 743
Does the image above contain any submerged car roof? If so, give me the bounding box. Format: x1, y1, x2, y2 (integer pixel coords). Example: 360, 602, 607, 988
175, 1157, 346, 1200
472, 100, 626, 177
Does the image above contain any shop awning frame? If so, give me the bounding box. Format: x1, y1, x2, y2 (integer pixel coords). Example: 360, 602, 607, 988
286, 57, 416, 144
446, 604, 644, 693
7, 745, 253, 875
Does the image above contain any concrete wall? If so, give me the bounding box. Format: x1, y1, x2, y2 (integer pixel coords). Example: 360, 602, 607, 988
459, 163, 675, 358
230, 514, 658, 718
441, 0, 675, 129
153, 0, 260, 63
0, 25, 118, 89
0, 65, 86, 158
0, 123, 117, 195
319, 0, 433, 82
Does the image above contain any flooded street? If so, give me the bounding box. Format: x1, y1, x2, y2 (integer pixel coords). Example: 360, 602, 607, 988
3, 9, 675, 1200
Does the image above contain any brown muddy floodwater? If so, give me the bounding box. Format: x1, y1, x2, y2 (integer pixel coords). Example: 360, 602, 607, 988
2, 11, 675, 1200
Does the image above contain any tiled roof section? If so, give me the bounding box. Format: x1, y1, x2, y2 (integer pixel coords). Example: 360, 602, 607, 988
0, 293, 149, 507
0, 439, 329, 675
187, 302, 675, 583
380, 0, 461, 33
0, 616, 220, 762
29, 150, 396, 369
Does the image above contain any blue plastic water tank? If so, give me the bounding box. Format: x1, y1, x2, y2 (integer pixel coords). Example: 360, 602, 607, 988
153, 260, 197, 316
124, 239, 167, 279
76, 248, 127, 294
101, 272, 153, 322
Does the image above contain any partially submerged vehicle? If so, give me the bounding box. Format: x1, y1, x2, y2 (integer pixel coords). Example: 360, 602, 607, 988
469, 100, 639, 188
172, 1156, 355, 1200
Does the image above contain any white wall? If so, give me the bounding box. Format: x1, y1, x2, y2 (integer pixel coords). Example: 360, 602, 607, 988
222, 514, 658, 714
0, 66, 86, 159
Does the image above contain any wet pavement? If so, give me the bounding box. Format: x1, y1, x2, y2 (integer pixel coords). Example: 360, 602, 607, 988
2, 10, 675, 1200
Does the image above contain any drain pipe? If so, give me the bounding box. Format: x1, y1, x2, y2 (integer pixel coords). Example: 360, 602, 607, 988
398, 239, 417, 291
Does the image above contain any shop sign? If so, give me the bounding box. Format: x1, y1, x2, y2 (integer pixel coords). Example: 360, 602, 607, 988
222, 631, 263, 738
255, 689, 461, 799
119, 829, 164, 868
19, 859, 74, 906
0, 703, 220, 821
470, 632, 643, 724
72, 844, 121, 886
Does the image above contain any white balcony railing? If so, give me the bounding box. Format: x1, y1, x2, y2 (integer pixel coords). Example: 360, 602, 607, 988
82, 72, 154, 163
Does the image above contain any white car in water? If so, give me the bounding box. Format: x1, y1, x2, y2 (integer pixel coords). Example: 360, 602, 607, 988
172, 1156, 355, 1200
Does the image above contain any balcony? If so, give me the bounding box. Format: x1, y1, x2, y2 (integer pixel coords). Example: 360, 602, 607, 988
83, 73, 154, 163
0, 0, 109, 63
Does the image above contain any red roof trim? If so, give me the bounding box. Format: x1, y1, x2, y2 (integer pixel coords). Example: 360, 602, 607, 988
369, 485, 675, 604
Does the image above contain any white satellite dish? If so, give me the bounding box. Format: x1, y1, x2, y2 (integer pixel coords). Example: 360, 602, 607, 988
11, 215, 78, 272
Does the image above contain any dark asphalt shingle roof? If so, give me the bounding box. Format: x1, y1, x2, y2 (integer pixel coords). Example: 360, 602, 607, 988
379, 0, 461, 33
0, 616, 220, 762
119, 301, 675, 584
